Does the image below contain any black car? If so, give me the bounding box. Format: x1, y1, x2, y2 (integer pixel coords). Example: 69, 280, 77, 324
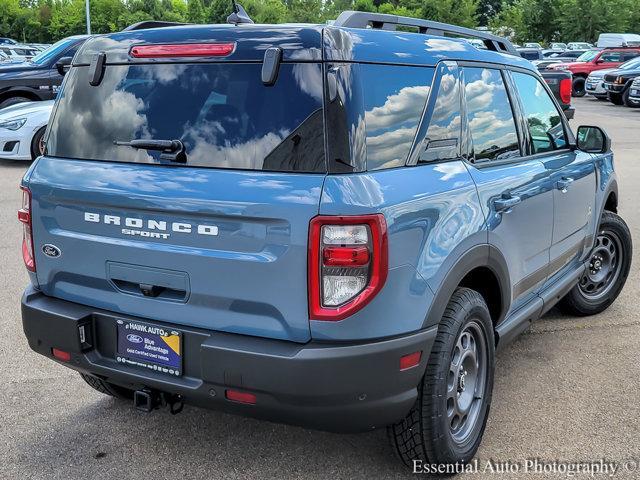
0, 35, 87, 109
603, 56, 640, 106
517, 47, 543, 61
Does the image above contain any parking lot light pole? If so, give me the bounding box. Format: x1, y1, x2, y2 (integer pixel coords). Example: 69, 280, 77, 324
85, 0, 91, 35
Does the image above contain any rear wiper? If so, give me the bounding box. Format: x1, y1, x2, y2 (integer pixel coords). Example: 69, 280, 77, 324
114, 138, 187, 163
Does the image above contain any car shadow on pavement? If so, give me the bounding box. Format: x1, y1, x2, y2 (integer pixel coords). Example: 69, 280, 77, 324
10, 377, 414, 480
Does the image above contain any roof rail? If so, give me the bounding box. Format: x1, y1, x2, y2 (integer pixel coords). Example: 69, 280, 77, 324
123, 21, 190, 32
333, 11, 517, 56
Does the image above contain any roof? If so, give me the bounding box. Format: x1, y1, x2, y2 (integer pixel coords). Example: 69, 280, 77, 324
73, 22, 535, 72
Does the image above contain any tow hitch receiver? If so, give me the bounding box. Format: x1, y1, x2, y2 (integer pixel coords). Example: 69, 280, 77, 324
134, 388, 184, 415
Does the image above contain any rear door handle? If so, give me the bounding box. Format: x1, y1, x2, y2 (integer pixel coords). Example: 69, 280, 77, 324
556, 177, 574, 192
494, 195, 522, 213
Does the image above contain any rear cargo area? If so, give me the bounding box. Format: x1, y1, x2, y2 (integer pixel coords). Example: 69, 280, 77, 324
29, 158, 324, 342
27, 27, 329, 343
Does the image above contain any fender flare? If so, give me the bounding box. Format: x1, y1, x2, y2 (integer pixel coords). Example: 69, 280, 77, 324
422, 244, 511, 329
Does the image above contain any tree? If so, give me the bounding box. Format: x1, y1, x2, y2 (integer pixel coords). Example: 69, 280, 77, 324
421, 0, 479, 28
207, 0, 230, 23
187, 0, 205, 23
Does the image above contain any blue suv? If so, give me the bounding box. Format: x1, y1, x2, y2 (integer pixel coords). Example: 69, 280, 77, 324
19, 11, 632, 469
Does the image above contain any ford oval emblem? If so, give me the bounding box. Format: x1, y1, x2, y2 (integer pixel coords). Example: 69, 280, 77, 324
127, 334, 143, 344
42, 244, 61, 258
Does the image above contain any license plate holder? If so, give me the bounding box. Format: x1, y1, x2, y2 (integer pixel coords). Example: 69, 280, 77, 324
116, 319, 182, 376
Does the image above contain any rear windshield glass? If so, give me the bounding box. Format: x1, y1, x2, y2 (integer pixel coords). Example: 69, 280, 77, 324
47, 63, 325, 172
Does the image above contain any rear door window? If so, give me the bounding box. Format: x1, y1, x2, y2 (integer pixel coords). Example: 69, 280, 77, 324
47, 63, 325, 172
463, 67, 520, 162
512, 72, 567, 154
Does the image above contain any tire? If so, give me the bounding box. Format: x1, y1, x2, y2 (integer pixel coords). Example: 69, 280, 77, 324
608, 92, 624, 105
80, 373, 134, 400
389, 287, 495, 468
30, 126, 46, 160
0, 96, 32, 109
622, 88, 632, 107
559, 212, 632, 316
572, 77, 586, 97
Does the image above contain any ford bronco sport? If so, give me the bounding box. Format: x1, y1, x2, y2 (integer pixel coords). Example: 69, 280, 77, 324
19, 10, 632, 469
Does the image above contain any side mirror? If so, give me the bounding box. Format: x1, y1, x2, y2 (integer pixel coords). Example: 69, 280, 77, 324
55, 56, 73, 76
576, 125, 611, 153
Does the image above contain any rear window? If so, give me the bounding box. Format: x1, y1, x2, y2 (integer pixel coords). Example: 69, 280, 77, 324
47, 63, 325, 172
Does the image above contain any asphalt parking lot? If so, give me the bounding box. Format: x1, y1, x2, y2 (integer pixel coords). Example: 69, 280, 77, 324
0, 96, 639, 479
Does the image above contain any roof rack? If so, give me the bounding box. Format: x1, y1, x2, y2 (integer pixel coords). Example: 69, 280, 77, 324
333, 11, 517, 56
123, 21, 190, 32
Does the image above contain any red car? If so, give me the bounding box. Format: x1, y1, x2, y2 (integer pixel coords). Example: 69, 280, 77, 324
549, 48, 640, 96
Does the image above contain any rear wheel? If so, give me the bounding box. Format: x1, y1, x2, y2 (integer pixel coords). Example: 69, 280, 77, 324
30, 126, 46, 160
389, 288, 495, 468
80, 373, 134, 400
572, 77, 586, 97
0, 96, 32, 109
559, 212, 632, 316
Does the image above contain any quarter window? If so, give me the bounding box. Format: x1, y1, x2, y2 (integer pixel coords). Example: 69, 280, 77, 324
512, 72, 567, 154
463, 67, 520, 162
362, 64, 434, 170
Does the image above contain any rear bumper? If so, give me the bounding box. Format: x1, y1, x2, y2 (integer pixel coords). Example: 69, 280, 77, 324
21, 286, 437, 433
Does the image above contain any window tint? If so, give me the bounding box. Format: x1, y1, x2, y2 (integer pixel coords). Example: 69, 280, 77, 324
362, 64, 433, 170
622, 52, 640, 62
463, 68, 520, 162
512, 72, 567, 154
600, 51, 622, 62
419, 62, 461, 163
47, 63, 325, 172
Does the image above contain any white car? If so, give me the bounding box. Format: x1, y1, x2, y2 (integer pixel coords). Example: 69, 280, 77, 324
585, 68, 616, 99
0, 100, 53, 161
0, 44, 39, 62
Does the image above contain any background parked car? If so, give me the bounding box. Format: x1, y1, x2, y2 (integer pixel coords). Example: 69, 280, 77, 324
597, 33, 640, 48
550, 42, 567, 50
534, 50, 588, 70
567, 42, 594, 50
549, 48, 640, 96
586, 56, 640, 101
0, 35, 87, 108
627, 76, 640, 107
586, 68, 618, 99
0, 45, 39, 62
524, 42, 542, 49
518, 47, 543, 60
0, 38, 18, 45
604, 58, 640, 105
0, 99, 52, 161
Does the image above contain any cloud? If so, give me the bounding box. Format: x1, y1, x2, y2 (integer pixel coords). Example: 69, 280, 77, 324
365, 84, 431, 131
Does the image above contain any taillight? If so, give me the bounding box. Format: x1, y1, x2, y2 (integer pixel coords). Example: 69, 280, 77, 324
560, 77, 572, 105
308, 214, 388, 321
130, 43, 235, 58
17, 186, 35, 272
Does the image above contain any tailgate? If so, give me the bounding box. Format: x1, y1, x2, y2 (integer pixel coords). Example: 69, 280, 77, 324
29, 157, 323, 342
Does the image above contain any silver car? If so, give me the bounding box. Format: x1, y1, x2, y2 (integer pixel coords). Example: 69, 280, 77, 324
586, 68, 616, 99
